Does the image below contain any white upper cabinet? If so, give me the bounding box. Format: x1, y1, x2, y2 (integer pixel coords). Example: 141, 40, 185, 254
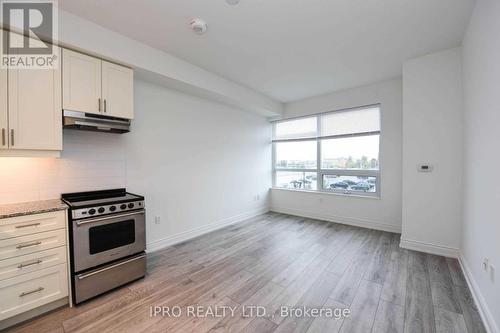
62, 49, 102, 116
0, 30, 62, 156
0, 68, 7, 150
62, 49, 134, 119
8, 47, 62, 151
102, 61, 134, 119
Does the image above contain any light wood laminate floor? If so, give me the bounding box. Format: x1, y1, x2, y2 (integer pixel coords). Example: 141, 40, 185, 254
4, 213, 486, 333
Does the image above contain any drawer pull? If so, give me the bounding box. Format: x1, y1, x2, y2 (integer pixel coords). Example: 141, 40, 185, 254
15, 223, 41, 229
18, 260, 43, 269
16, 241, 42, 249
19, 287, 44, 297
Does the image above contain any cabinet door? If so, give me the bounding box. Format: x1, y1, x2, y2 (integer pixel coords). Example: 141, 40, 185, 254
62, 49, 102, 115
0, 68, 7, 150
102, 61, 134, 119
0, 263, 68, 321
8, 47, 62, 151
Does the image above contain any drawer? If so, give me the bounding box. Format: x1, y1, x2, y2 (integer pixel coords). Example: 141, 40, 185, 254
74, 253, 145, 304
0, 211, 66, 240
0, 263, 68, 321
0, 229, 66, 259
0, 246, 67, 281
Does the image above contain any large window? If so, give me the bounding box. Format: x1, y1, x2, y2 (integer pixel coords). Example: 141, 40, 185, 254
272, 105, 380, 196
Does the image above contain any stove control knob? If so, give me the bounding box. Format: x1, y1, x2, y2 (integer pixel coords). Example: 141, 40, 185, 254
98, 207, 105, 214
109, 205, 116, 212
88, 209, 96, 215
128, 203, 135, 209
120, 204, 127, 210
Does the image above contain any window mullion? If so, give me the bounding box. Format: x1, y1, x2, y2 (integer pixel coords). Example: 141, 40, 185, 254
317, 131, 380, 141
272, 142, 276, 187
316, 116, 322, 191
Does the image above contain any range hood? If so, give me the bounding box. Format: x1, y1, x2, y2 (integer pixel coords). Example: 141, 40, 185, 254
63, 110, 131, 134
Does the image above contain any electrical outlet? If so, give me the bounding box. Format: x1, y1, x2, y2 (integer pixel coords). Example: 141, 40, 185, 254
319, 197, 324, 204
483, 257, 489, 271
155, 216, 161, 225
256, 195, 260, 201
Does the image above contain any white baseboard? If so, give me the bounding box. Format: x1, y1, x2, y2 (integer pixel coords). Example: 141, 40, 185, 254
270, 206, 401, 233
459, 254, 499, 333
399, 238, 459, 258
146, 206, 270, 253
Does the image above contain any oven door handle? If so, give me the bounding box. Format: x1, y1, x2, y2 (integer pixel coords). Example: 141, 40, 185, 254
75, 210, 145, 226
77, 254, 146, 280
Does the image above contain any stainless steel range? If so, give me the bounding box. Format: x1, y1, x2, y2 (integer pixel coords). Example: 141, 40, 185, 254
62, 189, 146, 304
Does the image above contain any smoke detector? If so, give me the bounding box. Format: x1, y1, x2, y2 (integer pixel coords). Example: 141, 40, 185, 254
190, 18, 208, 35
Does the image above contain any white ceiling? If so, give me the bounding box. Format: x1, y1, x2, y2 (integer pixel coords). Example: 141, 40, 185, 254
59, 0, 475, 103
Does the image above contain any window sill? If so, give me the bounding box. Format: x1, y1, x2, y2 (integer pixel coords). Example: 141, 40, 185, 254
271, 187, 381, 200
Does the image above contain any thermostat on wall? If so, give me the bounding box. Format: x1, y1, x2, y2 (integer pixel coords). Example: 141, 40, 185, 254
417, 164, 433, 172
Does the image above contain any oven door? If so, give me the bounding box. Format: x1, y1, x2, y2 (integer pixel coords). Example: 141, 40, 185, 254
72, 210, 145, 272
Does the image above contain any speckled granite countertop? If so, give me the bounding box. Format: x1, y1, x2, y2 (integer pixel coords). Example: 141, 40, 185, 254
0, 199, 68, 219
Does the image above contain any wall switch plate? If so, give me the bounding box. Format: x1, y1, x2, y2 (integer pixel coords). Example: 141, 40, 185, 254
417, 164, 433, 172
155, 216, 161, 225
483, 257, 489, 271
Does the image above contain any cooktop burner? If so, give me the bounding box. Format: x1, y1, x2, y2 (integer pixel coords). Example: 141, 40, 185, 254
62, 188, 145, 219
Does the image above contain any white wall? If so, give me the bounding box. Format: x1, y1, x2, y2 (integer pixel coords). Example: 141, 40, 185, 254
271, 78, 402, 232
461, 0, 500, 331
400, 48, 463, 257
125, 80, 271, 250
0, 80, 271, 251
0, 130, 127, 204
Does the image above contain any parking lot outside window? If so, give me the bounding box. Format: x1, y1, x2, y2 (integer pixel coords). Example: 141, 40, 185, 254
272, 105, 381, 197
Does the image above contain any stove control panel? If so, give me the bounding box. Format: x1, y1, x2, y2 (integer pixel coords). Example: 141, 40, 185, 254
72, 200, 144, 220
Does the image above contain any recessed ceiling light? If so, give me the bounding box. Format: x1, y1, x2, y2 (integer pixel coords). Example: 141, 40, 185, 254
226, 0, 240, 5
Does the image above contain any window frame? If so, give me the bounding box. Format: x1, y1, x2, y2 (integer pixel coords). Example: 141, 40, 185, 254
272, 104, 381, 198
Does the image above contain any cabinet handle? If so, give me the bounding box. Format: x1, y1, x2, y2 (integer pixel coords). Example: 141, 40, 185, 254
18, 260, 42, 269
1, 128, 5, 146
15, 222, 41, 229
104, 99, 107, 113
19, 287, 44, 297
98, 98, 102, 112
10, 129, 14, 146
16, 241, 42, 249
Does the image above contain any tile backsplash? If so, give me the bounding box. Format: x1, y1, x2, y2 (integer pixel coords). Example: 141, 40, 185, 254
0, 130, 127, 204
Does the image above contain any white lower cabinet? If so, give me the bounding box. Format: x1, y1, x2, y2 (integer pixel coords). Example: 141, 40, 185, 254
0, 264, 68, 321
0, 229, 66, 259
0, 247, 67, 281
0, 210, 67, 240
0, 210, 69, 325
